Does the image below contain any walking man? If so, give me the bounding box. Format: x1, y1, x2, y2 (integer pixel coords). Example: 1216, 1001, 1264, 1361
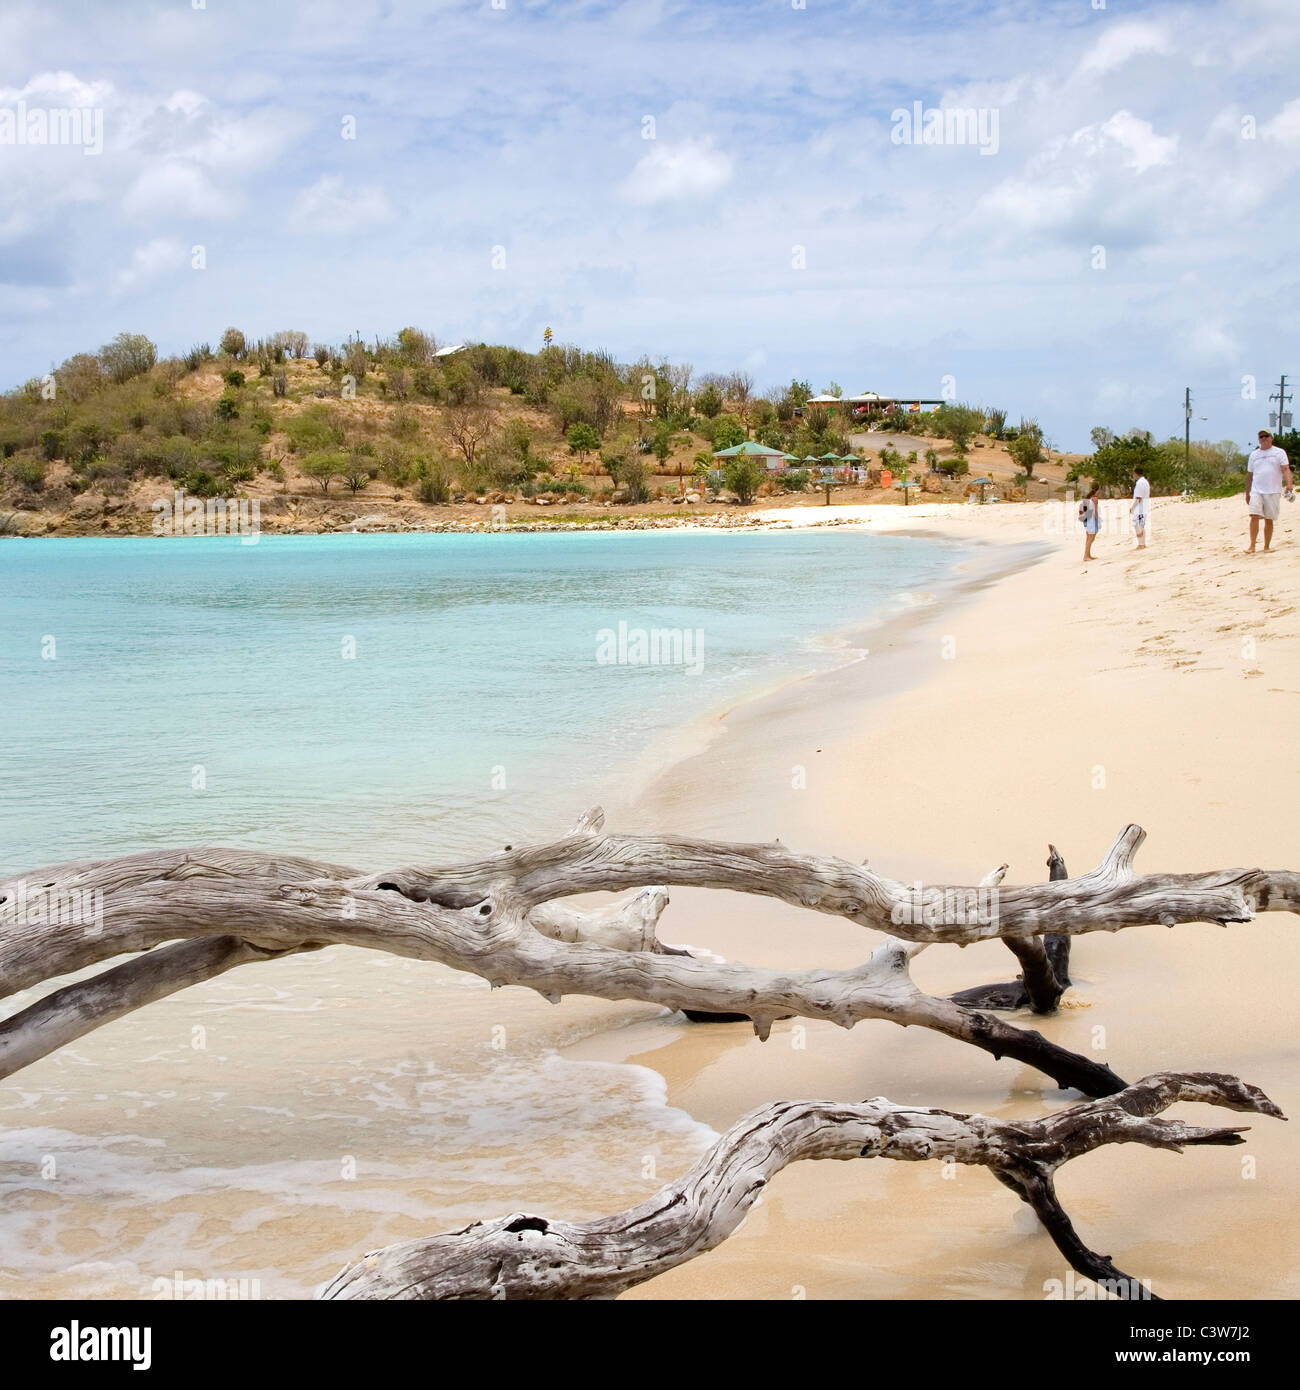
1246, 429, 1293, 553
1131, 466, 1150, 549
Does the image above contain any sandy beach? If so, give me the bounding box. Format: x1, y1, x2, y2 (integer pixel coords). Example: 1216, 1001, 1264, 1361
3, 495, 1294, 1303
566, 493, 1300, 1300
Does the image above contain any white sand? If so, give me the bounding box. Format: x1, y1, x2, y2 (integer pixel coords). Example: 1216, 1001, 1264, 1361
569, 493, 1300, 1300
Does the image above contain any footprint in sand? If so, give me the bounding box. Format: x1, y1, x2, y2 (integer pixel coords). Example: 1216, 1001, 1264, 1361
1243, 668, 1264, 678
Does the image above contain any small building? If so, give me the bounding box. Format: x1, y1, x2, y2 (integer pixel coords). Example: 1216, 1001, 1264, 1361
712, 439, 790, 472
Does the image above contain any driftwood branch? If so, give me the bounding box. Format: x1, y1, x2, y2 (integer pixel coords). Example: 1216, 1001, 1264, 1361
951, 844, 1074, 1013
319, 1071, 1284, 1301
3, 816, 1294, 1097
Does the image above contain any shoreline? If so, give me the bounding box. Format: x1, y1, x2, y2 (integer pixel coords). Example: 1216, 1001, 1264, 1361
611, 527, 1050, 828
563, 493, 1300, 1300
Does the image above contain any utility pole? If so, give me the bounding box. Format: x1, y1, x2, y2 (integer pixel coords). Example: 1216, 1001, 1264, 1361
1269, 374, 1292, 435
1184, 386, 1191, 482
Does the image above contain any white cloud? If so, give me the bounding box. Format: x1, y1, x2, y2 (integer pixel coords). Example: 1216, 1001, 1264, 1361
121, 162, 237, 220
619, 138, 733, 204
293, 175, 395, 232
1077, 21, 1171, 77
1261, 97, 1300, 146
0, 69, 113, 108
113, 236, 187, 291
1098, 111, 1178, 173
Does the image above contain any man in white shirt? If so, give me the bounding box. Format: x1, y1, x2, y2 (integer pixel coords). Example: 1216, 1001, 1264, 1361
1246, 429, 1293, 553
1131, 466, 1150, 549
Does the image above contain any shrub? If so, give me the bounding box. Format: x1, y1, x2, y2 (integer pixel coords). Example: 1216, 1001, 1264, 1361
214, 395, 240, 422
221, 460, 258, 485
777, 469, 809, 492
396, 327, 435, 364
224, 370, 245, 388
99, 332, 157, 385
11, 457, 47, 492
342, 455, 373, 494
344, 341, 368, 385
183, 343, 213, 372
414, 457, 452, 503
273, 330, 309, 360
607, 452, 651, 503
56, 353, 105, 402
285, 405, 344, 453
41, 430, 62, 461
724, 457, 764, 504
220, 328, 247, 359
272, 372, 288, 398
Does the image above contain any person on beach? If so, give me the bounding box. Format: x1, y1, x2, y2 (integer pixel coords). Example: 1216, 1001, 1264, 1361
1079, 484, 1101, 560
1131, 466, 1150, 548
1245, 429, 1293, 553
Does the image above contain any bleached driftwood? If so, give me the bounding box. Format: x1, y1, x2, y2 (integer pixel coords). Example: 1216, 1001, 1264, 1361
319, 1071, 1284, 1301
952, 844, 1074, 1013
3, 814, 1296, 1096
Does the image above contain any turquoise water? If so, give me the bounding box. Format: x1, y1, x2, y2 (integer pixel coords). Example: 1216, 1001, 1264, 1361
0, 529, 972, 874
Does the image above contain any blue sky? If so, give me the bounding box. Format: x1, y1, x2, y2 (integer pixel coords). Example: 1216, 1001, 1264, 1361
1, 0, 1296, 450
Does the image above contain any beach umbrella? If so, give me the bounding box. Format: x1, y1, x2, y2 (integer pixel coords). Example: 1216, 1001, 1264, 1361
969, 475, 994, 504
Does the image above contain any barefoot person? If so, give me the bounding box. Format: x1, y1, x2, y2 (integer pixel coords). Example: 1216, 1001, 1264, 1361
1079, 484, 1101, 560
1131, 466, 1150, 549
1246, 429, 1293, 553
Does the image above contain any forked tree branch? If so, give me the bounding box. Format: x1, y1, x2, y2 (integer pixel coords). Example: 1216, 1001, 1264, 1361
318, 1071, 1285, 1301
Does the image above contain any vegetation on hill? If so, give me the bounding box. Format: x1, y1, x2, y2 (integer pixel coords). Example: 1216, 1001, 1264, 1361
0, 326, 1262, 517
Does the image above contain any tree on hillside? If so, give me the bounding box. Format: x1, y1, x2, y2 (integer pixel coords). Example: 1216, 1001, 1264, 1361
272, 330, 309, 360
775, 379, 813, 421
55, 353, 105, 403
446, 406, 492, 470
567, 422, 600, 462
708, 415, 746, 451
220, 328, 247, 359
300, 451, 346, 493
728, 370, 755, 423
344, 341, 368, 385
99, 333, 157, 385
605, 449, 651, 503
694, 382, 723, 418
1007, 418, 1045, 476
396, 327, 436, 364
504, 417, 532, 468
931, 402, 985, 455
